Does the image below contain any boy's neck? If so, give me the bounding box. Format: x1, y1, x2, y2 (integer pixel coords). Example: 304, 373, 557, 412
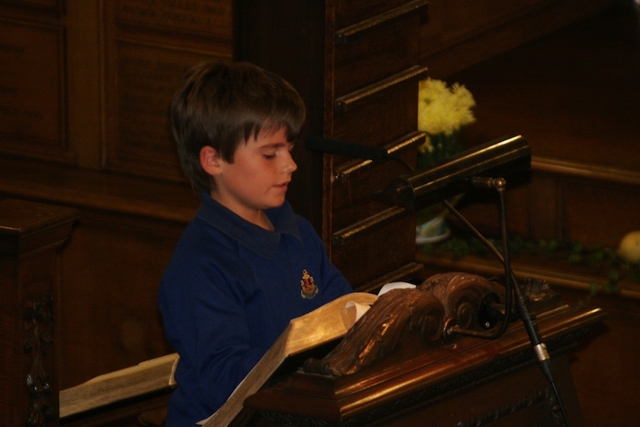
210, 190, 274, 231
258, 211, 274, 231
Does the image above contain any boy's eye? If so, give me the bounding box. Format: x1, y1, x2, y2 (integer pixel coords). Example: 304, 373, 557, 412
261, 142, 294, 160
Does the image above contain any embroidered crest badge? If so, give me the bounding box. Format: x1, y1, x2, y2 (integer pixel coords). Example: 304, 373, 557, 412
300, 269, 319, 299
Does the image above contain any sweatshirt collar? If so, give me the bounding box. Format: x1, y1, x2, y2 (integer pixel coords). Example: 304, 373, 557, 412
195, 191, 301, 258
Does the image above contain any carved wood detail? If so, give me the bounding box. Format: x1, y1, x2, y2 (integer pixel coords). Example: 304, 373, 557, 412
304, 273, 503, 377
23, 292, 57, 427
0, 199, 78, 427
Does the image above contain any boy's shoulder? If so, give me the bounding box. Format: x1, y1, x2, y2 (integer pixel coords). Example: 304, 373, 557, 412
171, 216, 240, 266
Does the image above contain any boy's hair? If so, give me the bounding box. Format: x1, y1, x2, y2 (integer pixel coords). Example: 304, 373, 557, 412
170, 60, 306, 191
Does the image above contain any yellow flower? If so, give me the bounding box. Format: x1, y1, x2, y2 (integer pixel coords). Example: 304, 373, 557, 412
417, 78, 476, 136
417, 78, 476, 166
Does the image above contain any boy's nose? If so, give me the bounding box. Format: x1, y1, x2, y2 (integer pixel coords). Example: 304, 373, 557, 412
283, 150, 297, 173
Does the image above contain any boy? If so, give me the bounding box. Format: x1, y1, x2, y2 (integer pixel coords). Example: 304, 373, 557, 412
158, 60, 353, 426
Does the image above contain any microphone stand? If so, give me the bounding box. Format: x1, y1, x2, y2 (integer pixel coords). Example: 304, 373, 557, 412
441, 176, 571, 427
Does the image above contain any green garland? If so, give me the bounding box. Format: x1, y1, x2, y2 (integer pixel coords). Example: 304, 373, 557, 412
420, 235, 640, 295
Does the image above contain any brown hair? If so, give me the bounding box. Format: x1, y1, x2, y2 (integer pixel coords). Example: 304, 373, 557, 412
169, 60, 306, 191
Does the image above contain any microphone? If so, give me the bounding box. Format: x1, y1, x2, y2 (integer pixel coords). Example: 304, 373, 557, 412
375, 135, 530, 211
305, 136, 391, 163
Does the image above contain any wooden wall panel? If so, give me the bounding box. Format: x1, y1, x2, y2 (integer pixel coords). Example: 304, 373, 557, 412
330, 70, 424, 144
452, 175, 533, 239
14, 0, 61, 9
0, 0, 235, 174
331, 217, 417, 287
332, 10, 423, 95
330, 157, 413, 230
420, 0, 622, 78
450, 166, 640, 249
557, 176, 640, 248
104, 40, 214, 181
426, 0, 549, 47
334, 0, 411, 28
0, 17, 69, 161
0, 0, 235, 390
0, 156, 200, 389
103, 0, 233, 180
563, 289, 640, 427
58, 212, 180, 389
323, 0, 428, 290
114, 0, 232, 36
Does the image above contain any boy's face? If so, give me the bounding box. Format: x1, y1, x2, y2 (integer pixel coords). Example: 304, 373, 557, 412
204, 127, 297, 226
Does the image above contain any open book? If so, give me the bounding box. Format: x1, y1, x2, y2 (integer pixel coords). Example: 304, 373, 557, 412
200, 291, 378, 426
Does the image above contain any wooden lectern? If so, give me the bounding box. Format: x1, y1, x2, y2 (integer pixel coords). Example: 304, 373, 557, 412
229, 274, 606, 427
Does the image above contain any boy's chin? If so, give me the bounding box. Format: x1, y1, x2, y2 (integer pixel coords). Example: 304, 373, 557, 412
264, 197, 287, 209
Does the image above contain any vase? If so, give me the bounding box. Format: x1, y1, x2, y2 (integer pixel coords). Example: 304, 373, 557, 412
415, 216, 451, 245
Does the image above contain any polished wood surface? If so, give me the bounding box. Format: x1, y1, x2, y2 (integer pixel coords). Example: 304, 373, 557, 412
0, 200, 78, 427
244, 302, 605, 426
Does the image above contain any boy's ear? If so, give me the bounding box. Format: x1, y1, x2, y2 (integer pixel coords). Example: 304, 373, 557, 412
200, 145, 223, 176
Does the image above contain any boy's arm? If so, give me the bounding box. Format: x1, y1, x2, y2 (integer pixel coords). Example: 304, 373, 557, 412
192, 281, 267, 408
159, 258, 270, 413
